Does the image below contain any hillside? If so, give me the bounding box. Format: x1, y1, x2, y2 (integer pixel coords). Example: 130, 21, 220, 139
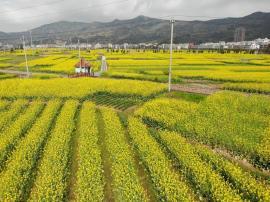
1, 12, 270, 44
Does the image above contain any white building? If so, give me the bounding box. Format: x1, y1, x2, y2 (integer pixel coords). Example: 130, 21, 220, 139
94, 43, 102, 49
123, 43, 129, 50
177, 43, 190, 50
255, 38, 270, 45
108, 43, 113, 49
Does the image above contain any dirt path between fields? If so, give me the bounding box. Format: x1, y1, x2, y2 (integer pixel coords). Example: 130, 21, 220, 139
0, 69, 67, 78
214, 148, 270, 178
171, 83, 221, 95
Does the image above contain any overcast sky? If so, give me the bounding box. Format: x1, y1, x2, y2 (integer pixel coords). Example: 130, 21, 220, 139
0, 0, 270, 32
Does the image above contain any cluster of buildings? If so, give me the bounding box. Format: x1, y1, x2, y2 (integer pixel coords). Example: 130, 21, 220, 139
190, 38, 270, 50
30, 38, 270, 51
0, 43, 14, 51
1, 37, 270, 52
36, 42, 149, 50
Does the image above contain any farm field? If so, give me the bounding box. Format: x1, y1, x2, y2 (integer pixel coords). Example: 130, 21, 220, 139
2, 49, 270, 94
0, 49, 270, 201
1, 49, 270, 85
0, 77, 269, 201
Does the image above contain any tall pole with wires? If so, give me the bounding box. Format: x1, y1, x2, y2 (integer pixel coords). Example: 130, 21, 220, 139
78, 39, 81, 71
168, 19, 175, 92
22, 35, 30, 78
29, 31, 33, 48
29, 31, 34, 55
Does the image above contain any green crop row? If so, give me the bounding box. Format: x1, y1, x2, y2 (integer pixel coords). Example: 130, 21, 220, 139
93, 95, 137, 110
0, 100, 10, 111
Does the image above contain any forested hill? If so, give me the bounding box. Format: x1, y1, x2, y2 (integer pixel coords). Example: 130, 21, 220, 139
1, 12, 270, 44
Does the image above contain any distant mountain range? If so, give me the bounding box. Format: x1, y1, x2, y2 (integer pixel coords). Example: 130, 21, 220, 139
1, 12, 270, 45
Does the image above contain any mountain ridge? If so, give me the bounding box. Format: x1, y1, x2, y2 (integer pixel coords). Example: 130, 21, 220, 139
1, 12, 270, 44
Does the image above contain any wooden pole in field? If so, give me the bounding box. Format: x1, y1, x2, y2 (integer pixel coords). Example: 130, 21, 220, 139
168, 19, 175, 92
22, 35, 30, 78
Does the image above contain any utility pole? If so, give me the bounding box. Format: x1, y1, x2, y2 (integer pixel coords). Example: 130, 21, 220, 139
22, 35, 30, 78
29, 31, 33, 48
29, 31, 34, 56
78, 39, 81, 70
168, 19, 175, 92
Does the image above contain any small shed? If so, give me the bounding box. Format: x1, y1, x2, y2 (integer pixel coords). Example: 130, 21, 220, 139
75, 58, 93, 75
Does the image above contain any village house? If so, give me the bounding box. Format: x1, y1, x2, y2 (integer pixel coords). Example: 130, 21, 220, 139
75, 58, 93, 76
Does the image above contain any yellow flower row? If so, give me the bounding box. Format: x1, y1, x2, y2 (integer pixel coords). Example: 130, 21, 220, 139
101, 107, 148, 201
0, 100, 45, 169
0, 99, 28, 132
128, 117, 194, 201
135, 92, 270, 169
224, 82, 270, 94
47, 59, 78, 73
0, 100, 62, 201
135, 97, 197, 129
29, 100, 78, 201
172, 70, 270, 83
159, 130, 242, 201
75, 102, 105, 201
0, 78, 166, 99
18, 55, 69, 68
195, 143, 270, 202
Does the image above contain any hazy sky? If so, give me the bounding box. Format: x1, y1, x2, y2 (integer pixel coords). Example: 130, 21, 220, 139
0, 0, 270, 32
